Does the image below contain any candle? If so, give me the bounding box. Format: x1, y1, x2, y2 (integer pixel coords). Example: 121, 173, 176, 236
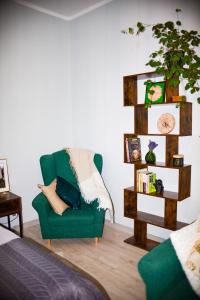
173, 154, 184, 167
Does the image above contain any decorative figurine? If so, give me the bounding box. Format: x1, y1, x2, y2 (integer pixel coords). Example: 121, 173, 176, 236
154, 179, 164, 193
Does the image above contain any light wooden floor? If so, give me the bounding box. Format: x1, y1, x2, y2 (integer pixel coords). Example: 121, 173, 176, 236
23, 221, 147, 300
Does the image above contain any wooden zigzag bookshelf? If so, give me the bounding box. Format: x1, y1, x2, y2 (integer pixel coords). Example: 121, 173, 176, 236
123, 71, 192, 251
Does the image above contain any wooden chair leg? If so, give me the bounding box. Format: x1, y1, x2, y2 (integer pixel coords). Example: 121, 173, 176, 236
47, 239, 52, 247
94, 237, 99, 244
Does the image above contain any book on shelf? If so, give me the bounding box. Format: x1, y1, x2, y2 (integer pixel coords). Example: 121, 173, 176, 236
136, 169, 156, 193
125, 137, 141, 163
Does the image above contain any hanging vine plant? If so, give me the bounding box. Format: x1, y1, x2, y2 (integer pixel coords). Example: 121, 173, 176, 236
122, 9, 200, 103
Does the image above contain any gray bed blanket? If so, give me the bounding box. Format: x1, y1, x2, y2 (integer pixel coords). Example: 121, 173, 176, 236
0, 238, 108, 300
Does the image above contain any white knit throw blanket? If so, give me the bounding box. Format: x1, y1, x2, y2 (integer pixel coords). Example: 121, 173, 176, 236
170, 217, 200, 296
65, 148, 114, 222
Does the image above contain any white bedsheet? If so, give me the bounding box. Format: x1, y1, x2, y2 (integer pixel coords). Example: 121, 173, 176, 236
0, 226, 19, 245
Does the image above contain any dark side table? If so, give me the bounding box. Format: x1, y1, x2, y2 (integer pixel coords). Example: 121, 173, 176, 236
0, 192, 23, 237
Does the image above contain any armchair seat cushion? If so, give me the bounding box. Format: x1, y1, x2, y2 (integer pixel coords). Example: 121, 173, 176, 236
48, 207, 95, 227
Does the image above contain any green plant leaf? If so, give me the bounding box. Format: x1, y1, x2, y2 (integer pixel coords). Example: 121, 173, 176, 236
165, 21, 174, 30
150, 52, 158, 58
197, 97, 200, 104
146, 60, 161, 67
137, 22, 143, 28
156, 67, 165, 74
144, 80, 152, 85
185, 83, 190, 90
190, 30, 198, 35
176, 21, 181, 26
128, 27, 134, 34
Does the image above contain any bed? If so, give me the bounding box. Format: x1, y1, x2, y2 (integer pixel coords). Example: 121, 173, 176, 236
0, 226, 109, 300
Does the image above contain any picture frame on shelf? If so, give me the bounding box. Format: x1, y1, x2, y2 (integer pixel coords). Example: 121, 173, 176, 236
0, 159, 10, 193
125, 137, 141, 163
145, 81, 165, 105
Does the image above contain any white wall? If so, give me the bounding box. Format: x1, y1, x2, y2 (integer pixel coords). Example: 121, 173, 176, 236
71, 0, 200, 239
0, 0, 72, 222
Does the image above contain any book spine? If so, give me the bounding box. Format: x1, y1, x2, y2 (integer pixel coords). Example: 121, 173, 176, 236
139, 173, 143, 192
136, 170, 140, 191
148, 173, 156, 193
125, 138, 130, 162
146, 174, 150, 193
142, 173, 147, 193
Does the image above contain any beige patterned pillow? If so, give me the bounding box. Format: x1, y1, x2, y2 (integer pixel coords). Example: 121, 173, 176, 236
186, 216, 200, 277
38, 180, 69, 215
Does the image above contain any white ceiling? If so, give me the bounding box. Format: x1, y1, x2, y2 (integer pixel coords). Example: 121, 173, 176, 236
14, 0, 113, 21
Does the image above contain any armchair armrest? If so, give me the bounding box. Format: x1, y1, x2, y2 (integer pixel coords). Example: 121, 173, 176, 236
32, 193, 52, 239
32, 192, 51, 215
90, 199, 106, 237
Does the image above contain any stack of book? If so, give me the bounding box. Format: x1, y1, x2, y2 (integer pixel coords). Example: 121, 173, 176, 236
137, 168, 156, 193
125, 137, 141, 163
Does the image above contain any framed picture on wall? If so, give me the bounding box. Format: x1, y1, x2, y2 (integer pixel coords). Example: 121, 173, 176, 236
145, 81, 165, 104
0, 159, 10, 193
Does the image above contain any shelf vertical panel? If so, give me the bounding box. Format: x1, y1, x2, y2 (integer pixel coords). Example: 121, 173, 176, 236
165, 135, 179, 166
178, 165, 191, 200
180, 103, 192, 135
165, 78, 179, 103
135, 106, 148, 134
164, 198, 177, 228
123, 76, 137, 106
134, 220, 147, 244
124, 189, 137, 218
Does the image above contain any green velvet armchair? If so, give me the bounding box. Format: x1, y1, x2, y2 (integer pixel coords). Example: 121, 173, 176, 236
138, 239, 199, 300
32, 150, 106, 245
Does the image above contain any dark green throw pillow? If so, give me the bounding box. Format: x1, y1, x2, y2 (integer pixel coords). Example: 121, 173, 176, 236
56, 176, 81, 210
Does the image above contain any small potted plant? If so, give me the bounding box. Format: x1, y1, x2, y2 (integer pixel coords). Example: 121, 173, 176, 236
122, 9, 200, 103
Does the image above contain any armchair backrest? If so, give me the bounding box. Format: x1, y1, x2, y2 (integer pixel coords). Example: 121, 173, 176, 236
40, 150, 103, 189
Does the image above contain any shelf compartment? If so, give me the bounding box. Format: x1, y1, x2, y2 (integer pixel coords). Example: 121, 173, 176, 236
124, 163, 191, 201
124, 208, 188, 231
129, 102, 192, 136
123, 71, 180, 106
123, 71, 159, 106
125, 186, 182, 201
